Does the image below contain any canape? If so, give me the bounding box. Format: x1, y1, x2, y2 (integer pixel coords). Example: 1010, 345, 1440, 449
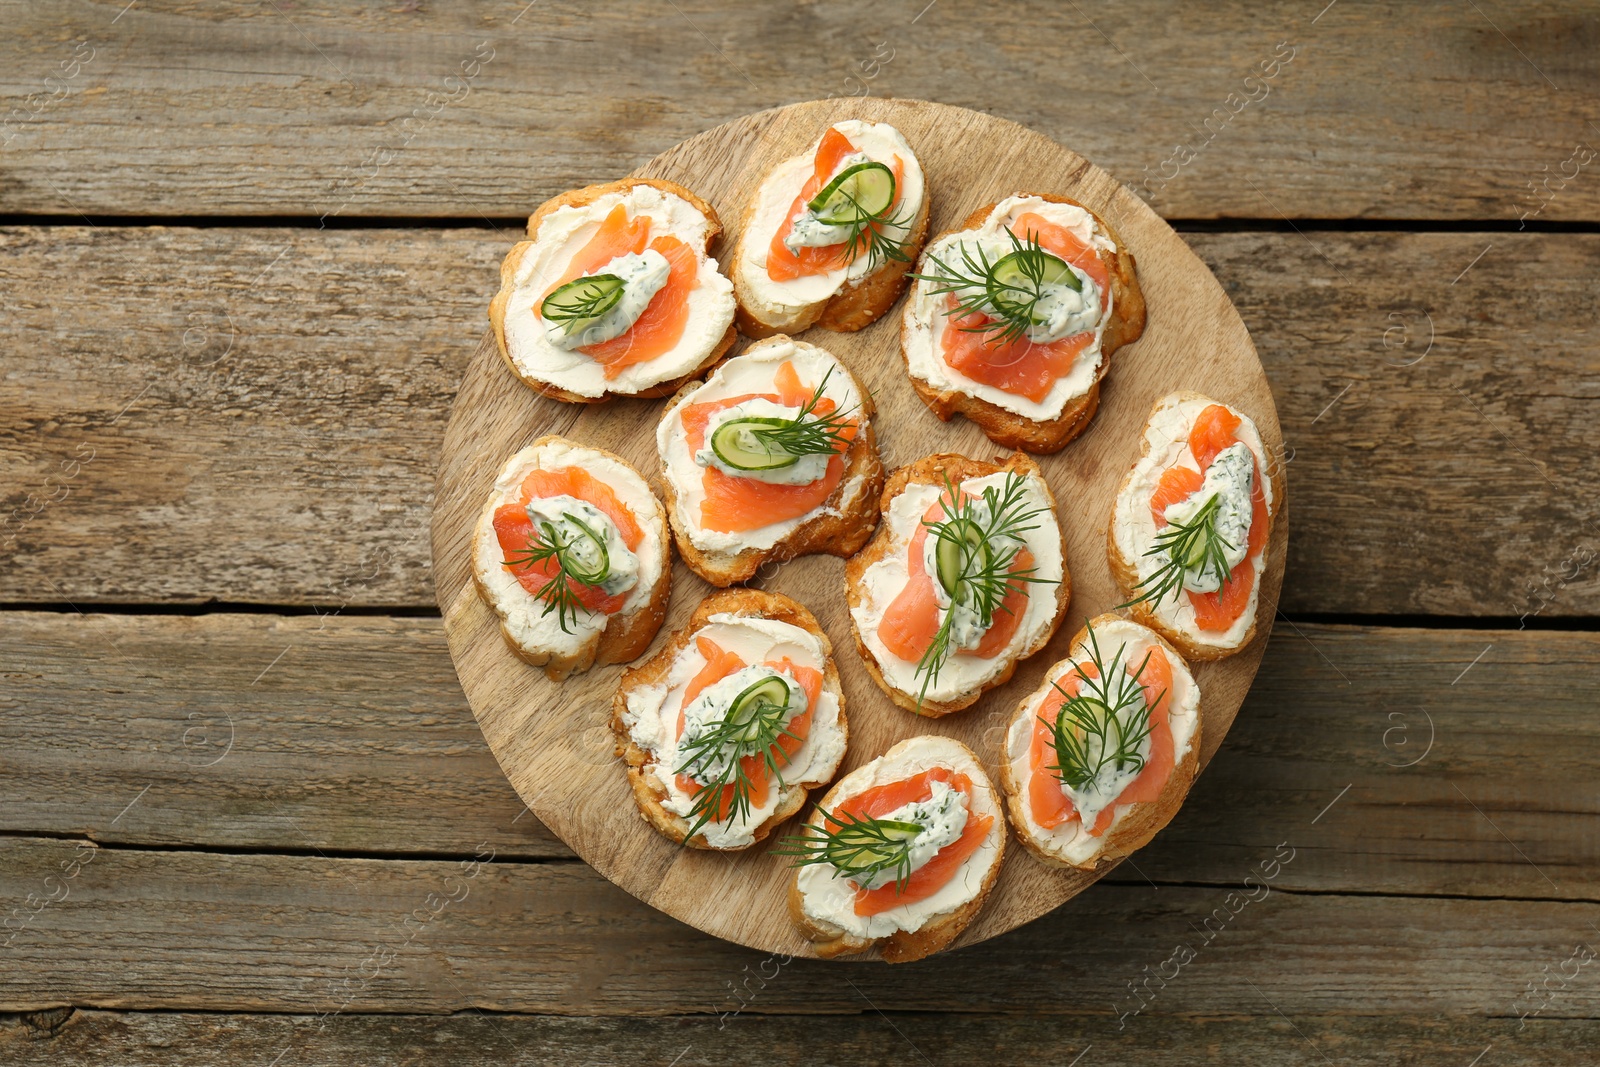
656, 335, 883, 586
731, 120, 929, 336
472, 436, 671, 679
902, 193, 1146, 453
489, 178, 737, 401
613, 590, 848, 850
845, 452, 1070, 716
1108, 392, 1283, 660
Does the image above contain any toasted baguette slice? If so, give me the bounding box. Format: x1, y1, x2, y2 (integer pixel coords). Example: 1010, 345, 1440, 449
900, 193, 1147, 453
471, 436, 671, 680
1107, 392, 1285, 661
730, 120, 929, 337
656, 335, 884, 586
612, 589, 848, 851
998, 614, 1201, 870
845, 452, 1070, 717
788, 735, 1005, 962
488, 178, 738, 403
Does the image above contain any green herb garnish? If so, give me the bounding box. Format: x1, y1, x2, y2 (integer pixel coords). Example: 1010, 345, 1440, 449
1119, 493, 1236, 610
909, 229, 1078, 348
913, 472, 1056, 709
1044, 624, 1159, 791
674, 673, 803, 841
502, 513, 612, 635
707, 367, 857, 473
774, 809, 922, 890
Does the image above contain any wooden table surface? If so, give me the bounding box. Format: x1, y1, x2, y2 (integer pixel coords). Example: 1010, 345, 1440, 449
2, 2, 1596, 1063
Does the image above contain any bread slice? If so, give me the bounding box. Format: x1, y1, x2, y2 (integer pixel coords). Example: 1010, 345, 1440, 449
998, 613, 1201, 870
900, 193, 1147, 454
787, 735, 1005, 962
488, 177, 738, 404
729, 120, 930, 337
845, 452, 1071, 717
471, 435, 671, 681
656, 335, 884, 587
611, 589, 848, 851
1107, 392, 1285, 662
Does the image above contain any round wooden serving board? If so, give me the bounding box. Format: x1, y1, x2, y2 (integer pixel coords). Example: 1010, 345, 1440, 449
431, 98, 1287, 959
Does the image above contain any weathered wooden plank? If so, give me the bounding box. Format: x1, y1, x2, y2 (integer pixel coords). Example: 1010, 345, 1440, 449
3, 226, 1598, 614
5, 1009, 1595, 1067
2, 614, 1595, 901
1, 834, 1597, 1016
1, 1, 1595, 221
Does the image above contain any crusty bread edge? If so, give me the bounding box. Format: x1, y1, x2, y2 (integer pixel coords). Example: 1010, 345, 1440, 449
1105, 392, 1287, 662
899, 192, 1148, 454
487, 177, 738, 404
786, 736, 1006, 962
657, 335, 886, 587
843, 452, 1072, 717
729, 141, 932, 337
470, 435, 672, 681
996, 613, 1201, 871
609, 589, 849, 852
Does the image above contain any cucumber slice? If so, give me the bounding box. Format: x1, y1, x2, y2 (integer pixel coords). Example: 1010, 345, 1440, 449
554, 513, 610, 585
807, 161, 895, 224
934, 518, 991, 599
992, 248, 1077, 291
726, 675, 794, 743
709, 416, 800, 471
823, 818, 922, 874
540, 273, 625, 333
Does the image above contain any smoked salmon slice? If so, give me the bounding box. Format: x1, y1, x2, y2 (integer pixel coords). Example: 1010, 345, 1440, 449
537, 204, 700, 378
1148, 404, 1269, 632
767, 130, 906, 282
1027, 646, 1174, 836
678, 360, 857, 534
673, 637, 818, 825
492, 466, 645, 614
828, 767, 994, 916
877, 495, 1034, 663
938, 210, 1109, 402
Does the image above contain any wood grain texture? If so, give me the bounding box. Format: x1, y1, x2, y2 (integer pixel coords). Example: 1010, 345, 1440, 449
2, 615, 1593, 900
6, 1009, 1597, 1066
5, 226, 1596, 616
3, 834, 1597, 1016
431, 98, 1286, 957
2, 1, 1596, 221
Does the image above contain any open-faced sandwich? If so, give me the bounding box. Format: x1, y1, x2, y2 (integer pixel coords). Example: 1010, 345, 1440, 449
489, 178, 738, 402
656, 335, 884, 586
999, 614, 1200, 870
731, 120, 929, 337
781, 735, 1004, 962
846, 452, 1069, 716
472, 436, 671, 680
613, 590, 848, 850
1108, 392, 1282, 660
901, 193, 1146, 453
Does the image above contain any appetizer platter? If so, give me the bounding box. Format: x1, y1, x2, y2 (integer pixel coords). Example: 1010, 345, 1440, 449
431, 98, 1287, 959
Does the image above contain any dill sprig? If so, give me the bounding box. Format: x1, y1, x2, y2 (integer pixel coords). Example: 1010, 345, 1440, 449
725, 367, 858, 463
773, 809, 922, 890
909, 229, 1076, 348
674, 673, 804, 841
1044, 624, 1160, 791
501, 513, 611, 635
913, 472, 1057, 709
1119, 493, 1237, 610
817, 185, 916, 272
